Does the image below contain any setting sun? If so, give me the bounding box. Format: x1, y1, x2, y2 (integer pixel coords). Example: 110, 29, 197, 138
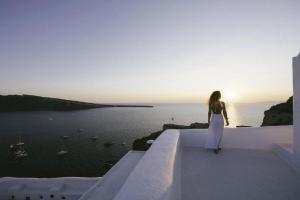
226, 92, 238, 102
221, 90, 239, 103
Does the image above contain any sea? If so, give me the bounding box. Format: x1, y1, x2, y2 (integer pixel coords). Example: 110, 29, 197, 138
0, 102, 278, 177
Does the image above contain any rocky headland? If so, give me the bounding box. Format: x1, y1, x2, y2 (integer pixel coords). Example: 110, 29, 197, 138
261, 96, 293, 126
0, 94, 153, 112
132, 122, 209, 150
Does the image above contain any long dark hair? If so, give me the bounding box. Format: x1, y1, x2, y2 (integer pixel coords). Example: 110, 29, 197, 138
208, 91, 221, 107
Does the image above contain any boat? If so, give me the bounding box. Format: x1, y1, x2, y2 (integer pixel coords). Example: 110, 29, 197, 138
57, 150, 68, 156
12, 136, 28, 158
16, 136, 25, 146
62, 135, 69, 139
15, 150, 28, 158
77, 128, 84, 133
57, 141, 68, 156
90, 136, 98, 141
16, 142, 24, 146
104, 142, 114, 147
121, 141, 126, 146
146, 140, 155, 145
9, 144, 15, 151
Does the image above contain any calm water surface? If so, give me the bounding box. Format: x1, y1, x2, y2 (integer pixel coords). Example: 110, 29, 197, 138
0, 102, 276, 177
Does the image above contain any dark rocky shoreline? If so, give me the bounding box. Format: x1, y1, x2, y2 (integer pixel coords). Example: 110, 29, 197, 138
261, 96, 293, 126
132, 122, 209, 150
0, 94, 153, 112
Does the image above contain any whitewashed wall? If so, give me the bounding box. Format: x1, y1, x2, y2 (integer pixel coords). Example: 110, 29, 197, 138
114, 130, 181, 200
0, 177, 100, 200
293, 52, 300, 167
180, 126, 293, 150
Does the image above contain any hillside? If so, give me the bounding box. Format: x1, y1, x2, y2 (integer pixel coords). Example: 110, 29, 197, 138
261, 96, 293, 126
0, 95, 152, 112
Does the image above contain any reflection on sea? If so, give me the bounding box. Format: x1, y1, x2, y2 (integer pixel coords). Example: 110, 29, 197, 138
226, 103, 240, 128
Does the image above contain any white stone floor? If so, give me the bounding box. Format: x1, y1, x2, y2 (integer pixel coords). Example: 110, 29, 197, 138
182, 147, 300, 200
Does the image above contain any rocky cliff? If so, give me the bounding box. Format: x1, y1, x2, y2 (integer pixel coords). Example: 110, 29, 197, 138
261, 96, 293, 126
132, 122, 209, 150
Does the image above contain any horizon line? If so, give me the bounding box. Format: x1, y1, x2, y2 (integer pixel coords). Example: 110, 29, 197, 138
0, 93, 289, 105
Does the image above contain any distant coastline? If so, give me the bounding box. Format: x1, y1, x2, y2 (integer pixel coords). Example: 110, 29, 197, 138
0, 94, 153, 112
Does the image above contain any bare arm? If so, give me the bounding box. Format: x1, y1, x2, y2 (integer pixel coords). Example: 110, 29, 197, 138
208, 105, 212, 124
222, 102, 229, 126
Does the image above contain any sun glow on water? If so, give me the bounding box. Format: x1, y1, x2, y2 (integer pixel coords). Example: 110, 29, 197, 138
226, 103, 240, 127
221, 90, 240, 127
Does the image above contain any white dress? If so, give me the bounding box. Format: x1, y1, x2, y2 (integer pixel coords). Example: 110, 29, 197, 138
205, 105, 224, 149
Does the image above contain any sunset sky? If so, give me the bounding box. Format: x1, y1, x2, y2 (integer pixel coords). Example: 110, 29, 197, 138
0, 0, 299, 103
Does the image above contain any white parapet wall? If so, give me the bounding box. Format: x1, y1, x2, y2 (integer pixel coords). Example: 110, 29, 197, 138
0, 177, 100, 200
293, 52, 300, 167
180, 126, 293, 150
113, 129, 181, 200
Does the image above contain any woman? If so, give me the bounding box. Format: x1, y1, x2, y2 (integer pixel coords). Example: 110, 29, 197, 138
205, 91, 229, 154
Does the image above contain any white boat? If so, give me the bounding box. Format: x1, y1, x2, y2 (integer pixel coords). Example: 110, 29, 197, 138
16, 142, 24, 146
146, 140, 155, 145
121, 141, 126, 146
15, 150, 28, 158
16, 136, 25, 146
62, 135, 69, 139
12, 136, 28, 158
9, 144, 14, 150
57, 150, 68, 156
57, 141, 68, 156
77, 128, 84, 133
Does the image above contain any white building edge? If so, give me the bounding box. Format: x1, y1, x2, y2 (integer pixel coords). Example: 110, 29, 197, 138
1, 53, 300, 200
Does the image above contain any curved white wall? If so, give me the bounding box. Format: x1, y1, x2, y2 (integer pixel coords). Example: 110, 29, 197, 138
114, 130, 181, 200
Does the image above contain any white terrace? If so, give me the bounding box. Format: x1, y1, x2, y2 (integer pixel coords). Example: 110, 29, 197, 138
1, 53, 300, 200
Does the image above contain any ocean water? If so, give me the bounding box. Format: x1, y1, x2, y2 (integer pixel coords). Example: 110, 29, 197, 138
0, 102, 277, 177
